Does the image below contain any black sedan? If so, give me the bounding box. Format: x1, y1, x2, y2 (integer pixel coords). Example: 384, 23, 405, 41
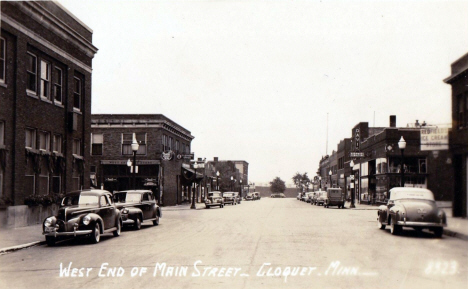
113, 190, 162, 230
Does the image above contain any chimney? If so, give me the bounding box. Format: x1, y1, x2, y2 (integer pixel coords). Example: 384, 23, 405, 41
214, 157, 218, 162
390, 115, 396, 127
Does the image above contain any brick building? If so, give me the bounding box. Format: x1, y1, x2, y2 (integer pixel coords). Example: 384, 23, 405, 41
444, 52, 468, 217
89, 114, 194, 206
0, 2, 97, 212
205, 158, 249, 196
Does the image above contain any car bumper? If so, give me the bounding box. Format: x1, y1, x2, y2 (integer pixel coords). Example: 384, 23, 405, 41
43, 227, 93, 237
397, 221, 447, 227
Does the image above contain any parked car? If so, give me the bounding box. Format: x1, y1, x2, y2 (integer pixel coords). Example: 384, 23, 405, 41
233, 192, 242, 204
113, 190, 161, 230
310, 192, 318, 205
222, 192, 236, 205
315, 192, 327, 206
307, 192, 315, 203
271, 193, 285, 198
245, 193, 254, 201
377, 187, 447, 237
42, 189, 122, 246
324, 188, 345, 208
253, 192, 261, 200
205, 191, 224, 208
301, 192, 311, 202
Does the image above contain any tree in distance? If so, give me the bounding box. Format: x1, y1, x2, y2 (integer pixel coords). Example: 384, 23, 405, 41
270, 177, 286, 193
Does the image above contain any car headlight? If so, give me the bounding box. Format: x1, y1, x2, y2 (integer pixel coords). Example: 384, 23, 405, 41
44, 217, 54, 227
83, 215, 91, 225
122, 209, 129, 214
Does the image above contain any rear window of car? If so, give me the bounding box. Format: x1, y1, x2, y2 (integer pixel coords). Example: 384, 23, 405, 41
329, 190, 342, 196
209, 193, 221, 198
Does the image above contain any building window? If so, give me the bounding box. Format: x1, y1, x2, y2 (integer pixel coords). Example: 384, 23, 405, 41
457, 94, 464, 129
91, 133, 103, 155
38, 174, 49, 195
176, 140, 180, 152
73, 76, 82, 111
122, 133, 146, 155
25, 175, 36, 195
52, 176, 61, 194
162, 135, 167, 151
0, 37, 5, 83
0, 121, 4, 146
54, 67, 63, 104
27, 53, 37, 93
38, 131, 50, 151
40, 60, 51, 100
53, 134, 62, 153
72, 139, 81, 156
25, 128, 36, 149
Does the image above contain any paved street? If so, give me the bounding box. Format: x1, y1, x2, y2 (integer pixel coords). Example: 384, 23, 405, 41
0, 198, 466, 289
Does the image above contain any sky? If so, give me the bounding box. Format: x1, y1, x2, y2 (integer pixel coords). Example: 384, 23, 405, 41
59, 0, 468, 186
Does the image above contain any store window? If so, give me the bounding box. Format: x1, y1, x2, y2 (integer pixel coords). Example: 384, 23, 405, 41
27, 53, 37, 93
25, 128, 36, 149
91, 133, 103, 155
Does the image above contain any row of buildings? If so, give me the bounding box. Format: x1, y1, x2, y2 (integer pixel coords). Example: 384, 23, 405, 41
315, 53, 468, 218
0, 2, 248, 228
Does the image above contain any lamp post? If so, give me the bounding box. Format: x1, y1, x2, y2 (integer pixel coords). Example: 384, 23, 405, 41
319, 177, 322, 190
230, 176, 234, 191
191, 162, 198, 209
239, 179, 243, 197
398, 136, 407, 187
131, 133, 139, 190
329, 170, 332, 189
216, 171, 220, 190
350, 160, 355, 208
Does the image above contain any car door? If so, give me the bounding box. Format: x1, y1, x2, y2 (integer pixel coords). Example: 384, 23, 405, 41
99, 195, 114, 229
141, 192, 153, 219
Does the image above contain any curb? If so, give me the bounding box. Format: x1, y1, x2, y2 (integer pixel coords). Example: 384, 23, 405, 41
0, 240, 44, 254
443, 229, 468, 241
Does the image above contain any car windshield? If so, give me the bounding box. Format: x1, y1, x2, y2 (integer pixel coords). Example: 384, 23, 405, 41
223, 193, 234, 197
328, 190, 342, 196
209, 193, 221, 198
391, 189, 434, 201
126, 193, 142, 203
78, 195, 99, 206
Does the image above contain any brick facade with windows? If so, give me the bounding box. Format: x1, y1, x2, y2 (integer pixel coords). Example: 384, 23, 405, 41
0, 2, 97, 217
90, 114, 194, 206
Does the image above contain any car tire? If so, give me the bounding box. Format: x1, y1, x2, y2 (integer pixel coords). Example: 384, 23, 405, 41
153, 215, 160, 226
377, 218, 386, 230
134, 217, 141, 230
221, 204, 224, 208
390, 218, 401, 235
45, 236, 56, 246
206, 205, 210, 209
433, 227, 443, 238
113, 219, 121, 237
91, 222, 101, 244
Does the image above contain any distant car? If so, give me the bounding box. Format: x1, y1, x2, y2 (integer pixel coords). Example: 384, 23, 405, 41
310, 192, 318, 205
233, 192, 242, 204
222, 192, 236, 205
297, 193, 302, 200
324, 188, 345, 208
254, 192, 261, 200
377, 188, 447, 237
205, 191, 224, 208
113, 190, 161, 230
245, 193, 254, 201
43, 189, 122, 246
301, 193, 310, 202
315, 192, 326, 206
270, 193, 285, 198
307, 193, 315, 203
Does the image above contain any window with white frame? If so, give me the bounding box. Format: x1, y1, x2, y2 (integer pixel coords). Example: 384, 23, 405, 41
73, 76, 82, 111
27, 52, 37, 93
25, 128, 36, 149
72, 139, 81, 156
0, 121, 4, 146
0, 37, 5, 83
53, 134, 62, 153
91, 133, 103, 155
53, 67, 63, 104
38, 131, 50, 151
40, 60, 50, 100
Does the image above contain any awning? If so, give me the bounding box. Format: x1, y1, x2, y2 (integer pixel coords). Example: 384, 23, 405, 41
181, 167, 204, 181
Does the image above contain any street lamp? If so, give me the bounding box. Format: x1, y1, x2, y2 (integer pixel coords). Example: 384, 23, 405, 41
230, 176, 234, 191
191, 161, 198, 209
350, 160, 355, 208
239, 179, 243, 197
131, 133, 139, 190
398, 136, 407, 187
319, 177, 322, 190
216, 171, 220, 191
329, 170, 332, 189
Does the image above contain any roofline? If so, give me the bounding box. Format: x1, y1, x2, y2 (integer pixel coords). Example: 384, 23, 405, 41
55, 0, 93, 33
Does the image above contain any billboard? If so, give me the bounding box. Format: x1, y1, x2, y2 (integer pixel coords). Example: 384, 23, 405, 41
420, 127, 449, 151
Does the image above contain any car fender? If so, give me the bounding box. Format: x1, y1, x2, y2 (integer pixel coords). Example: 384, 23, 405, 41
156, 207, 162, 218
388, 205, 403, 223
82, 213, 105, 233
42, 215, 57, 230
125, 207, 144, 220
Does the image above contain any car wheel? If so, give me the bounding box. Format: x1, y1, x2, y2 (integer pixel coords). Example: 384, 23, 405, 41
377, 218, 386, 230
221, 204, 224, 208
153, 215, 160, 226
390, 218, 401, 235
206, 205, 210, 209
45, 236, 56, 246
433, 227, 443, 238
91, 222, 101, 244
113, 219, 121, 237
134, 217, 141, 230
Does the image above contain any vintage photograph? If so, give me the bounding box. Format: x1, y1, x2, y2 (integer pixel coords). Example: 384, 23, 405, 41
0, 0, 467, 288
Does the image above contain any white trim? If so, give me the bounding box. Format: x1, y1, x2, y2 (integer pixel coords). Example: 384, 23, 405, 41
2, 14, 93, 73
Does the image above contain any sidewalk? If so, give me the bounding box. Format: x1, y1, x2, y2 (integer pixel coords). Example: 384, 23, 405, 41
1, 202, 466, 254
345, 201, 468, 240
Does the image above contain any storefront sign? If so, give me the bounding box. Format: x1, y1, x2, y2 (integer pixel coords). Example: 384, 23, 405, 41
350, 152, 365, 158
101, 160, 160, 165
161, 150, 174, 161
420, 127, 449, 151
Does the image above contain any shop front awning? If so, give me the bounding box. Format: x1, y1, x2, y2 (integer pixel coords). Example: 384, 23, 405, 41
181, 167, 204, 182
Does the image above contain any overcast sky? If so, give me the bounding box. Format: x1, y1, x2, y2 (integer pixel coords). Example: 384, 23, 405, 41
59, 0, 468, 186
